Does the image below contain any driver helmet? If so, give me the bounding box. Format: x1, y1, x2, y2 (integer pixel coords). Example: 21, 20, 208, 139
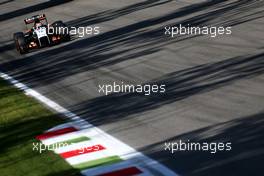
34, 19, 42, 28
35, 22, 42, 28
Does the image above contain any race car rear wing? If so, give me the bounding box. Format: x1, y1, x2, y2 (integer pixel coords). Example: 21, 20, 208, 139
24, 14, 46, 24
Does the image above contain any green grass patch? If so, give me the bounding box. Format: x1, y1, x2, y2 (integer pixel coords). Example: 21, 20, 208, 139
0, 79, 80, 176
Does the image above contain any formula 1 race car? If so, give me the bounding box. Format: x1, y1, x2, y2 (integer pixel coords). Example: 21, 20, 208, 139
13, 14, 70, 54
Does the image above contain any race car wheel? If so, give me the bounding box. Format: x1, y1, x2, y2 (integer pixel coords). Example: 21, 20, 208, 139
51, 21, 70, 41
13, 32, 28, 54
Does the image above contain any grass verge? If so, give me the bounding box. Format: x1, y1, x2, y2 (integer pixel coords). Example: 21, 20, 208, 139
0, 78, 80, 176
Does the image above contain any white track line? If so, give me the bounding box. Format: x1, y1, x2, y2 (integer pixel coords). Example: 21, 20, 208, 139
0, 72, 178, 176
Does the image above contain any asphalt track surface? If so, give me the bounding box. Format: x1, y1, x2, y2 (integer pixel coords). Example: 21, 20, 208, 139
0, 0, 264, 175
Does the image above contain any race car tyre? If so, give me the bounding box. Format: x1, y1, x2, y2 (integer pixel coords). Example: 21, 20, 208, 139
13, 32, 28, 54
51, 21, 71, 41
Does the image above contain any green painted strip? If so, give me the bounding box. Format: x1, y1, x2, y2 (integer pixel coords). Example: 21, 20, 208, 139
47, 136, 90, 149
73, 156, 123, 170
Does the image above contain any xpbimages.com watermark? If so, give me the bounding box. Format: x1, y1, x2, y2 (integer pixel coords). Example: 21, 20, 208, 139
98, 82, 166, 95
47, 25, 100, 37
164, 140, 232, 154
164, 24, 232, 38
32, 142, 102, 154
